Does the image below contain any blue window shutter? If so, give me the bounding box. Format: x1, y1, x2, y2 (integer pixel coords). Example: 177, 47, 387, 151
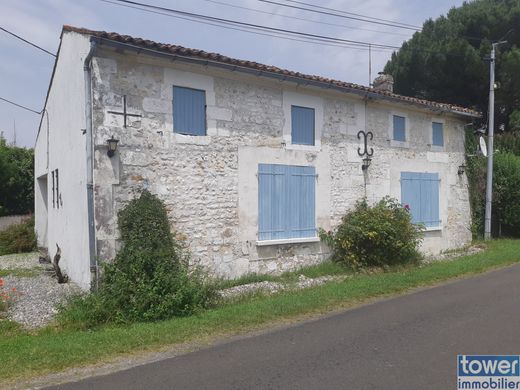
288, 165, 316, 238
401, 172, 421, 224
401, 172, 440, 227
432, 122, 444, 146
420, 173, 440, 228
393, 115, 406, 141
173, 86, 206, 136
258, 164, 287, 240
291, 106, 315, 145
258, 164, 316, 240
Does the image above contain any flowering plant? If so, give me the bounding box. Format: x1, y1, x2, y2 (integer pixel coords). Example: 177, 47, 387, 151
0, 278, 17, 312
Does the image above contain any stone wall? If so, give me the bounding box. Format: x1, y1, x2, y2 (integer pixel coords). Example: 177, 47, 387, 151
90, 48, 471, 280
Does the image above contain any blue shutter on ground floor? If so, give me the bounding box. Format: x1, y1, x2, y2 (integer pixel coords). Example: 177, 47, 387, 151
173, 86, 206, 136
401, 172, 440, 228
258, 164, 316, 240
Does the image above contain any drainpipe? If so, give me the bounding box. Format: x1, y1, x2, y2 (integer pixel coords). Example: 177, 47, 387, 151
84, 40, 98, 291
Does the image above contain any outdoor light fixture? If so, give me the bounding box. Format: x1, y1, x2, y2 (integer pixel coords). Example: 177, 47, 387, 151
106, 136, 119, 158
362, 157, 372, 171
458, 164, 466, 175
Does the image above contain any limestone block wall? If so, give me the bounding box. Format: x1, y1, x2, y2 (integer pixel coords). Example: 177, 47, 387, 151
90, 48, 471, 279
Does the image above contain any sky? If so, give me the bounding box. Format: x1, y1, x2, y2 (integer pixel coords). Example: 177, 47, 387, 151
0, 0, 465, 148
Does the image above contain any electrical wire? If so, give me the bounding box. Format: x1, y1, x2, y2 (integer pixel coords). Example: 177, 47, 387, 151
0, 96, 41, 115
278, 0, 421, 29
258, 0, 421, 31
200, 0, 413, 38
102, 0, 401, 50
0, 26, 56, 57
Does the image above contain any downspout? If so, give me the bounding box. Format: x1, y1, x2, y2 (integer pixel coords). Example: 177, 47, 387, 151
84, 40, 98, 291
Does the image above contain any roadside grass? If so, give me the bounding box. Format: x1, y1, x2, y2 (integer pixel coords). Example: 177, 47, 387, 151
1, 239, 520, 384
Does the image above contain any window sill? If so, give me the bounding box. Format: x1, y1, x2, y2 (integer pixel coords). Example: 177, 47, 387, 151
173, 133, 210, 145
429, 145, 444, 152
284, 142, 321, 152
256, 237, 320, 246
390, 140, 409, 148
424, 226, 442, 232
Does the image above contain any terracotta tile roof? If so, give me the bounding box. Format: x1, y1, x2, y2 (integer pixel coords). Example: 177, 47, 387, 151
63, 25, 480, 118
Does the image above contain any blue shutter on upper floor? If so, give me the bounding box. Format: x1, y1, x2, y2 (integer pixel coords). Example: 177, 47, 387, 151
173, 86, 206, 136
432, 122, 444, 146
291, 106, 315, 145
393, 115, 406, 141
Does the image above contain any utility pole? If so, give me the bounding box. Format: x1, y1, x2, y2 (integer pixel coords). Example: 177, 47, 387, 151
484, 41, 507, 239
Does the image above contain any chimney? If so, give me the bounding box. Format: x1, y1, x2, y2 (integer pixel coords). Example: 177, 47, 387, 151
372, 73, 394, 93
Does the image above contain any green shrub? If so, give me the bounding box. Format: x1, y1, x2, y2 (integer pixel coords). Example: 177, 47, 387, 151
320, 197, 423, 269
58, 191, 216, 329
0, 217, 37, 255
493, 152, 520, 237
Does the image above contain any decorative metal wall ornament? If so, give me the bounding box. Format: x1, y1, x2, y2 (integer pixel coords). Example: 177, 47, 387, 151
357, 130, 374, 171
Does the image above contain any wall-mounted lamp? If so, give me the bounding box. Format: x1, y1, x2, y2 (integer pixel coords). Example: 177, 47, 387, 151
106, 136, 119, 158
362, 157, 372, 171
458, 164, 466, 175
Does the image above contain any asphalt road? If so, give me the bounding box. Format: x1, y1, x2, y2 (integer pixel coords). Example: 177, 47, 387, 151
47, 263, 520, 390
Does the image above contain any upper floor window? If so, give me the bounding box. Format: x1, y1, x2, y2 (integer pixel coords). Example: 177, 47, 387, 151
173, 86, 206, 136
258, 163, 316, 241
432, 122, 444, 147
291, 105, 315, 146
393, 115, 406, 142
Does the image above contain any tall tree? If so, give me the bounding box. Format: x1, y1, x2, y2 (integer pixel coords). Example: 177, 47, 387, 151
0, 134, 34, 216
384, 0, 520, 131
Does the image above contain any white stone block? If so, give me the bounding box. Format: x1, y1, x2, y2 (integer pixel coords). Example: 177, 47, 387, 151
207, 106, 232, 121
143, 97, 171, 114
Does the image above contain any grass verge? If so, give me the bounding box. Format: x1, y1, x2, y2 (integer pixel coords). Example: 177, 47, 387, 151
1, 239, 520, 384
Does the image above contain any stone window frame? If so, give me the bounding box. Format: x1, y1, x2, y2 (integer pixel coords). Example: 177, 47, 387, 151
388, 110, 410, 148
429, 117, 446, 152
163, 68, 217, 145
282, 90, 323, 151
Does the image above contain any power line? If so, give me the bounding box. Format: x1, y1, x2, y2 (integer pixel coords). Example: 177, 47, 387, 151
278, 0, 421, 29
0, 26, 56, 57
258, 0, 421, 31
102, 0, 392, 52
0, 96, 41, 115
200, 0, 413, 38
103, 0, 401, 50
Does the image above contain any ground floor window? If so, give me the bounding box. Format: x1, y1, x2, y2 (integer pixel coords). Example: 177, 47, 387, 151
401, 172, 441, 228
258, 163, 316, 240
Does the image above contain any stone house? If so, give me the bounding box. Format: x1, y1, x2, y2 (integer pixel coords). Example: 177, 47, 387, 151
34, 26, 479, 290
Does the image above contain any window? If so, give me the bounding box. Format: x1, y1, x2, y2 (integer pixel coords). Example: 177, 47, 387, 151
291, 106, 315, 145
393, 115, 406, 141
401, 172, 440, 228
173, 86, 206, 136
432, 122, 444, 147
258, 164, 316, 240
51, 170, 55, 208
55, 169, 59, 209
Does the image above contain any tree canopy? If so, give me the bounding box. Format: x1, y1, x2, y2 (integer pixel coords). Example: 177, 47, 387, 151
0, 135, 34, 216
384, 0, 520, 131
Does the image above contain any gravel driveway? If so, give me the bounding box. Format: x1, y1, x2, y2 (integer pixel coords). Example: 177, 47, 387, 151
0, 252, 81, 328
